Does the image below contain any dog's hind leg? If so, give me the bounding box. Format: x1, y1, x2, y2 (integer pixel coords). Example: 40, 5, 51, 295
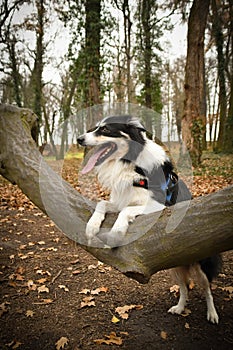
168, 267, 190, 316
195, 264, 219, 324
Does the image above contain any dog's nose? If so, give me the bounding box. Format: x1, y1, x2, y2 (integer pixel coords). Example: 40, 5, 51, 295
77, 135, 85, 146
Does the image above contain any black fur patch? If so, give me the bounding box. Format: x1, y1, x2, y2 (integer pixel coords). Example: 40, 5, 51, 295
199, 255, 222, 282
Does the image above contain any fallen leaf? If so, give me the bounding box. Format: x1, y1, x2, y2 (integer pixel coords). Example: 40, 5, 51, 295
94, 332, 123, 346
38, 285, 49, 293
80, 296, 96, 308
55, 336, 69, 350
220, 286, 233, 294
35, 269, 51, 276
181, 308, 191, 317
15, 267, 25, 274
46, 247, 58, 251
59, 285, 69, 292
79, 288, 90, 295
0, 302, 9, 317
91, 286, 108, 295
115, 304, 143, 319
160, 331, 167, 340
185, 322, 190, 329
70, 258, 80, 264
170, 285, 179, 294
37, 278, 48, 284
19, 254, 30, 260
88, 264, 97, 270
111, 315, 120, 323
15, 274, 25, 281
189, 279, 195, 290
33, 299, 54, 305
26, 310, 34, 317
27, 280, 37, 291
7, 340, 22, 349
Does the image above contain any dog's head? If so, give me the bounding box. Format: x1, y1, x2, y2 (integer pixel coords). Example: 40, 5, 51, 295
77, 115, 147, 174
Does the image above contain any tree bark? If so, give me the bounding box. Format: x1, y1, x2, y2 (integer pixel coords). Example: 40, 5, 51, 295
29, 0, 45, 144
182, 0, 210, 166
0, 104, 233, 284
84, 0, 101, 109
211, 0, 227, 152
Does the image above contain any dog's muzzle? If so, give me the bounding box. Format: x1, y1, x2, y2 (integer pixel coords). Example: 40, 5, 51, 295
77, 135, 86, 146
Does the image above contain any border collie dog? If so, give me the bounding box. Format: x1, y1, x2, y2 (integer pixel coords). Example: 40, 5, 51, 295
77, 115, 221, 324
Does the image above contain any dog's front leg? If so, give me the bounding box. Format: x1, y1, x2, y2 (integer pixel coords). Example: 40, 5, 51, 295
110, 206, 146, 235
111, 202, 165, 236
86, 200, 116, 242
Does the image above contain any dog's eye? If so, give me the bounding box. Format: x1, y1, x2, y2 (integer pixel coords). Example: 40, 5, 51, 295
101, 126, 110, 133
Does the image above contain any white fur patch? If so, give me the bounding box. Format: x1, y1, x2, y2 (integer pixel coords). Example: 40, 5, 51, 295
136, 138, 168, 172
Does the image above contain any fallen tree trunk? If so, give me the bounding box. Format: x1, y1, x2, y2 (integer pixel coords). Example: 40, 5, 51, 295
0, 104, 233, 283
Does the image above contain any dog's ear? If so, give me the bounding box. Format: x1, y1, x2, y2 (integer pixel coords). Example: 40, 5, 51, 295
127, 126, 145, 145
127, 117, 146, 132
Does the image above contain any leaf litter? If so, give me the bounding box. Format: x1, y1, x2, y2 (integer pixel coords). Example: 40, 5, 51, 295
0, 153, 233, 349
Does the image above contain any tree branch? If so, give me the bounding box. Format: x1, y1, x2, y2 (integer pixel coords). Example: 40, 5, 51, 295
0, 104, 233, 283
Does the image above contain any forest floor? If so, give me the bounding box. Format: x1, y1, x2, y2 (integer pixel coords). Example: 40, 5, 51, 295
0, 150, 233, 350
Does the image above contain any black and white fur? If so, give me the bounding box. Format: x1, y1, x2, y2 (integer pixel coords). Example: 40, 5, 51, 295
77, 115, 221, 324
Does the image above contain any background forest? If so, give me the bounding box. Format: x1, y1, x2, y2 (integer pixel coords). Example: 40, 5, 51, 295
0, 0, 233, 166
1, 2, 233, 349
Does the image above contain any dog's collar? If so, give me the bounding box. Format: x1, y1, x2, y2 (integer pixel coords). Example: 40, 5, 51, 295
133, 178, 148, 189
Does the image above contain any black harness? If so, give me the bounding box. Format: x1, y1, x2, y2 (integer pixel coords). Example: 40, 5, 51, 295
133, 166, 179, 206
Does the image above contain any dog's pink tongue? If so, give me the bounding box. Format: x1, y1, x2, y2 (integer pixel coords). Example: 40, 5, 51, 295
81, 148, 105, 175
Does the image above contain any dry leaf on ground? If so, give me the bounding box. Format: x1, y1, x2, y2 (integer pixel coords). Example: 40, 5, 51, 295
55, 336, 69, 350
0, 302, 10, 317
80, 296, 96, 308
59, 285, 69, 292
115, 304, 143, 319
111, 315, 120, 323
37, 285, 49, 293
94, 332, 123, 346
181, 308, 191, 317
160, 331, 167, 340
26, 310, 34, 317
91, 286, 108, 295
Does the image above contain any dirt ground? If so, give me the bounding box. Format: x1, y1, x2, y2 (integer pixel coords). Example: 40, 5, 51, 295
0, 153, 233, 350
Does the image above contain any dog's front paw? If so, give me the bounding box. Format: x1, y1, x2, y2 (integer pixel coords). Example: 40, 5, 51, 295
86, 220, 100, 237
110, 225, 128, 236
110, 211, 130, 236
85, 213, 104, 243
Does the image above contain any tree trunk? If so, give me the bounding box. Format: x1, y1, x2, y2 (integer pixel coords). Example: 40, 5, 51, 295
182, 0, 210, 166
7, 36, 22, 107
212, 0, 228, 152
122, 0, 133, 103
84, 0, 101, 108
141, 0, 152, 109
0, 105, 233, 284
29, 0, 45, 145
223, 0, 233, 153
